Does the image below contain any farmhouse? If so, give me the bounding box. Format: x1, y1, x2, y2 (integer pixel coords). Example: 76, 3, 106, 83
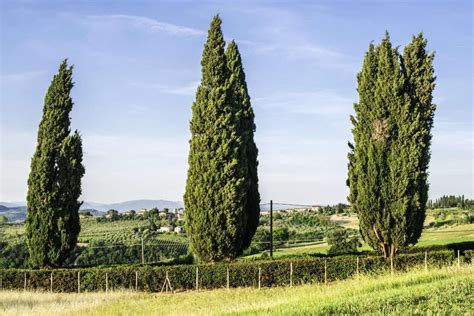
159, 225, 174, 233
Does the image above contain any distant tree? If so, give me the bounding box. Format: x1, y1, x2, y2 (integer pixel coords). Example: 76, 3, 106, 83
348, 33, 435, 258
184, 16, 253, 262
327, 228, 361, 255
106, 209, 119, 220
0, 215, 8, 224
79, 211, 93, 217
26, 60, 85, 268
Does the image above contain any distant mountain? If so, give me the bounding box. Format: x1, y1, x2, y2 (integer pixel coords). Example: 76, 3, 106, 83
93, 199, 183, 212
0, 201, 26, 208
0, 206, 27, 223
0, 199, 184, 222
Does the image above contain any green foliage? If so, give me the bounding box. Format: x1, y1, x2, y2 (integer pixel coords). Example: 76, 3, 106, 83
26, 60, 85, 268
184, 16, 259, 262
428, 195, 474, 209
0, 250, 457, 292
327, 228, 361, 255
0, 242, 29, 268
348, 33, 436, 257
0, 215, 8, 224
226, 40, 261, 249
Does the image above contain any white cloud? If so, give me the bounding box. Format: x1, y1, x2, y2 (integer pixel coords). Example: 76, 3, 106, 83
155, 81, 200, 96
0, 71, 45, 85
86, 14, 205, 36
253, 91, 355, 116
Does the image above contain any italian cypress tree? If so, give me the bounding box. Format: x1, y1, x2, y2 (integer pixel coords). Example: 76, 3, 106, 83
348, 33, 435, 258
226, 40, 261, 249
398, 33, 436, 246
26, 60, 85, 268
184, 16, 248, 262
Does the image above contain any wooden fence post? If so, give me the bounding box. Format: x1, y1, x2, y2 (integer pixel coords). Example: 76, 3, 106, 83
457, 250, 460, 268
135, 270, 138, 291
258, 267, 262, 289
226, 267, 230, 290
24, 272, 27, 291
356, 257, 359, 279
50, 272, 53, 293
77, 271, 81, 293
105, 272, 108, 293
324, 260, 327, 285
290, 262, 293, 288
195, 267, 199, 291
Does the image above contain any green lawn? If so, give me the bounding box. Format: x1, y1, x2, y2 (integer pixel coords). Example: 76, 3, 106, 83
415, 223, 474, 247
1, 265, 472, 315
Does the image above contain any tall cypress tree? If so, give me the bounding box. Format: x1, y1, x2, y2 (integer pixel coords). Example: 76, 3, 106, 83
184, 16, 248, 262
226, 40, 261, 250
348, 33, 435, 258
399, 33, 436, 246
26, 60, 85, 268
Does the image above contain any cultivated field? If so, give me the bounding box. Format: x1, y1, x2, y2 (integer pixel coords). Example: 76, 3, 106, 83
1, 265, 472, 315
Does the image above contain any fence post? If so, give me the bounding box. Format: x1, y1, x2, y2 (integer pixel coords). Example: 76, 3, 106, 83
105, 272, 108, 293
135, 270, 138, 291
457, 250, 460, 268
50, 272, 53, 293
270, 200, 273, 258
0, 276, 2, 290
78, 271, 81, 293
195, 267, 199, 291
424, 251, 428, 272
356, 257, 359, 279
324, 260, 327, 285
141, 238, 145, 265
226, 267, 230, 290
258, 267, 262, 289
290, 262, 293, 288
24, 272, 27, 291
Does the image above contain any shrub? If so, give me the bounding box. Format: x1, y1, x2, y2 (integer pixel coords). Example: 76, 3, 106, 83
0, 250, 459, 292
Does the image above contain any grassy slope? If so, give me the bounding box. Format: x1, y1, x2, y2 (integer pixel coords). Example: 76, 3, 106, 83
1, 266, 472, 315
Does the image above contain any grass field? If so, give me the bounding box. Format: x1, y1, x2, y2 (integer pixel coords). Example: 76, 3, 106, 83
243, 223, 474, 259
1, 265, 472, 315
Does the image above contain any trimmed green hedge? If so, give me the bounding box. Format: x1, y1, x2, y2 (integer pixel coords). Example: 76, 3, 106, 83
0, 250, 459, 292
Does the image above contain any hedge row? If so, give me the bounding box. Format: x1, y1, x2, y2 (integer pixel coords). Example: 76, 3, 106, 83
0, 250, 463, 293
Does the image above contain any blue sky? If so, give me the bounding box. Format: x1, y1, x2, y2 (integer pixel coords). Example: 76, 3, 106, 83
0, 0, 472, 204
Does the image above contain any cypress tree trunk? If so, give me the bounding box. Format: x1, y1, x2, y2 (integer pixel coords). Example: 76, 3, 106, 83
348, 33, 435, 257
184, 16, 248, 262
226, 40, 261, 250
26, 60, 85, 268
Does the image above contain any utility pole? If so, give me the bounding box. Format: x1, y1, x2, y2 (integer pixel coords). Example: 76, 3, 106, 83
141, 237, 145, 264
270, 200, 273, 258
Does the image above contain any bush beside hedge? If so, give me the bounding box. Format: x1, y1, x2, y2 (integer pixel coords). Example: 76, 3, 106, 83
0, 250, 459, 292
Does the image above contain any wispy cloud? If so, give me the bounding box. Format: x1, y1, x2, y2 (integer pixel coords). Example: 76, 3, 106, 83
86, 14, 205, 36
156, 81, 200, 96
0, 71, 45, 85
237, 39, 358, 73
254, 91, 355, 116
